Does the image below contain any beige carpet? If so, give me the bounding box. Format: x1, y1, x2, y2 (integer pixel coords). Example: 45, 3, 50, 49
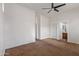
43, 38, 79, 54
5, 38, 79, 56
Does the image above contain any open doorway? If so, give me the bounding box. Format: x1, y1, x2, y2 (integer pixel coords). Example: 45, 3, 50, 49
57, 22, 69, 42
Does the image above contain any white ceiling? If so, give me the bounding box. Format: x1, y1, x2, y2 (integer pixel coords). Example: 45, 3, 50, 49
18, 3, 79, 18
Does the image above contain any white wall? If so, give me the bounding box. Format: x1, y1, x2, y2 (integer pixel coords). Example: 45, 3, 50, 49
4, 3, 51, 49
66, 9, 79, 44
0, 4, 4, 55
4, 4, 36, 49
50, 19, 57, 39
40, 15, 50, 39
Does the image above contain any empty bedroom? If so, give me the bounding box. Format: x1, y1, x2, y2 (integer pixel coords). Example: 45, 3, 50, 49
0, 3, 79, 56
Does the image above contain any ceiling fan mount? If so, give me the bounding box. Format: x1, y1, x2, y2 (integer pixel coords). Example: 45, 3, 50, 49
42, 3, 66, 13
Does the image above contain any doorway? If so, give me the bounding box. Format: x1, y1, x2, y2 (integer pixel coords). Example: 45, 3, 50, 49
57, 22, 69, 42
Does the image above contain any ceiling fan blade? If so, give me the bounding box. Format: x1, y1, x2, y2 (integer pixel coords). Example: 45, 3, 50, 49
42, 8, 51, 9
54, 3, 66, 8
48, 9, 52, 13
54, 8, 59, 12
51, 3, 54, 8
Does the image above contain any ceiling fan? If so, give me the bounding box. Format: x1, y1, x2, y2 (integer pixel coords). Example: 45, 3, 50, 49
42, 3, 66, 13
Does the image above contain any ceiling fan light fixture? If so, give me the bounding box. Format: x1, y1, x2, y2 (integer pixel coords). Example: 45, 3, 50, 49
42, 3, 66, 13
